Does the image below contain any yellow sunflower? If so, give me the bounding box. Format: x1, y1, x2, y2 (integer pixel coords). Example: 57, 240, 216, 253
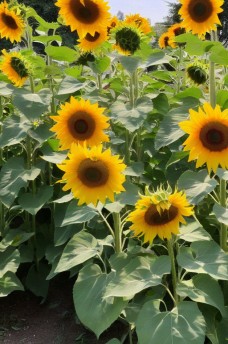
0, 1, 25, 43
77, 30, 108, 52
179, 103, 228, 173
58, 143, 126, 205
0, 49, 29, 87
125, 14, 152, 35
56, 0, 111, 37
107, 15, 119, 34
112, 24, 142, 55
158, 31, 176, 49
167, 23, 186, 37
179, 0, 224, 36
127, 189, 194, 244
50, 97, 110, 150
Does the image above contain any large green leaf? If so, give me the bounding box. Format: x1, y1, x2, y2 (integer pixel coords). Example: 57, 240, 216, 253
25, 262, 50, 299
0, 229, 34, 251
45, 45, 78, 62
0, 247, 20, 278
177, 241, 228, 280
54, 230, 103, 273
210, 45, 228, 66
18, 185, 53, 215
0, 271, 24, 297
136, 300, 205, 344
177, 274, 226, 315
0, 157, 41, 207
142, 50, 172, 68
155, 106, 188, 150
59, 200, 97, 227
178, 220, 212, 242
118, 55, 142, 74
0, 114, 31, 147
104, 255, 170, 298
73, 264, 128, 338
178, 170, 218, 204
175, 33, 215, 56
110, 97, 152, 132
88, 56, 111, 74
56, 76, 87, 98
13, 89, 51, 121
213, 203, 228, 225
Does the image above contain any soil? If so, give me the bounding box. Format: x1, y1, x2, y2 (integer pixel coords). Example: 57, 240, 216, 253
0, 273, 127, 344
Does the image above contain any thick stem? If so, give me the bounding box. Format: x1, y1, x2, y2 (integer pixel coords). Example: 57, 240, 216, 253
167, 238, 178, 305
219, 179, 228, 252
113, 212, 122, 253
97, 74, 102, 91
0, 96, 4, 165
209, 31, 216, 108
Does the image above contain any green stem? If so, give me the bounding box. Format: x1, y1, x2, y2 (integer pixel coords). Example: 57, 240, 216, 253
209, 31, 216, 107
113, 212, 122, 253
0, 202, 5, 237
97, 74, 102, 91
219, 178, 228, 252
176, 46, 183, 94
167, 238, 178, 305
0, 96, 4, 165
125, 129, 131, 165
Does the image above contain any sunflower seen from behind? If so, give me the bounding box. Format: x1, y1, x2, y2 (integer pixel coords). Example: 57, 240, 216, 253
127, 188, 193, 244
0, 1, 25, 42
112, 23, 142, 55
50, 97, 110, 150
0, 49, 29, 87
179, 102, 228, 173
179, 0, 224, 37
57, 144, 126, 206
56, 0, 110, 37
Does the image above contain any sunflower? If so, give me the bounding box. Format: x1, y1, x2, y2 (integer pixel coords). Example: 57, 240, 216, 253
56, 0, 111, 37
107, 15, 119, 34
179, 0, 224, 36
127, 188, 193, 244
57, 144, 126, 205
77, 29, 108, 52
125, 14, 152, 35
179, 102, 228, 173
186, 61, 208, 85
50, 97, 110, 150
112, 24, 142, 55
0, 1, 25, 43
0, 49, 29, 87
158, 31, 176, 49
168, 23, 186, 37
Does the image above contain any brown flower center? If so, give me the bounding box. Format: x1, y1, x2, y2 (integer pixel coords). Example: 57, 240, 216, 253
173, 27, 185, 36
69, 0, 100, 24
164, 36, 169, 47
85, 32, 100, 42
1, 12, 18, 30
68, 111, 95, 140
10, 57, 29, 78
78, 158, 109, 187
188, 0, 213, 23
199, 121, 228, 151
144, 205, 178, 225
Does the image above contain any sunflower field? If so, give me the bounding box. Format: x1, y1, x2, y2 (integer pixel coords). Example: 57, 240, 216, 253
0, 0, 228, 343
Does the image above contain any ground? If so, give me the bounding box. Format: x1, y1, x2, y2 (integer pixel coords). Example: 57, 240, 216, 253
0, 273, 126, 344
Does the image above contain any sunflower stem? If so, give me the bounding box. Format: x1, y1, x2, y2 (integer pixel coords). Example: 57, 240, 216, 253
167, 238, 179, 305
113, 212, 122, 253
0, 96, 4, 166
209, 31, 216, 108
97, 73, 102, 91
219, 178, 228, 252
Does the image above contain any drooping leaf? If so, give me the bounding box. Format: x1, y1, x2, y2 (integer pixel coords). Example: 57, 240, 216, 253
213, 203, 228, 225
0, 247, 20, 278
73, 264, 128, 338
177, 240, 228, 280
18, 185, 53, 215
54, 230, 103, 273
0, 271, 24, 297
178, 170, 218, 204
136, 300, 206, 344
59, 200, 97, 227
178, 220, 212, 242
0, 115, 31, 148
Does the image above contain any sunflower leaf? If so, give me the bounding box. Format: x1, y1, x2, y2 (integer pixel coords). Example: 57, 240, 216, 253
136, 300, 206, 344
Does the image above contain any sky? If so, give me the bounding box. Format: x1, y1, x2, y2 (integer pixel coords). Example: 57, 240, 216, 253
108, 0, 178, 25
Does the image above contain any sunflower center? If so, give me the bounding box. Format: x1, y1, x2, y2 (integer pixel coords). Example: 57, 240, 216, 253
144, 205, 178, 226
78, 158, 109, 187
173, 27, 185, 36
85, 32, 100, 42
68, 111, 95, 140
164, 36, 169, 47
69, 0, 99, 24
1, 12, 18, 30
188, 0, 213, 23
10, 57, 29, 78
200, 121, 228, 151
116, 27, 141, 54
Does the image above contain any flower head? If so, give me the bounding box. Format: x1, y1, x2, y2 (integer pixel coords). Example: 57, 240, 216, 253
56, 0, 111, 37
58, 144, 126, 205
186, 62, 208, 85
50, 97, 110, 150
127, 188, 193, 244
77, 29, 108, 52
0, 49, 29, 87
125, 14, 152, 35
0, 1, 25, 42
158, 31, 176, 49
112, 24, 142, 55
179, 102, 228, 173
179, 0, 224, 36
